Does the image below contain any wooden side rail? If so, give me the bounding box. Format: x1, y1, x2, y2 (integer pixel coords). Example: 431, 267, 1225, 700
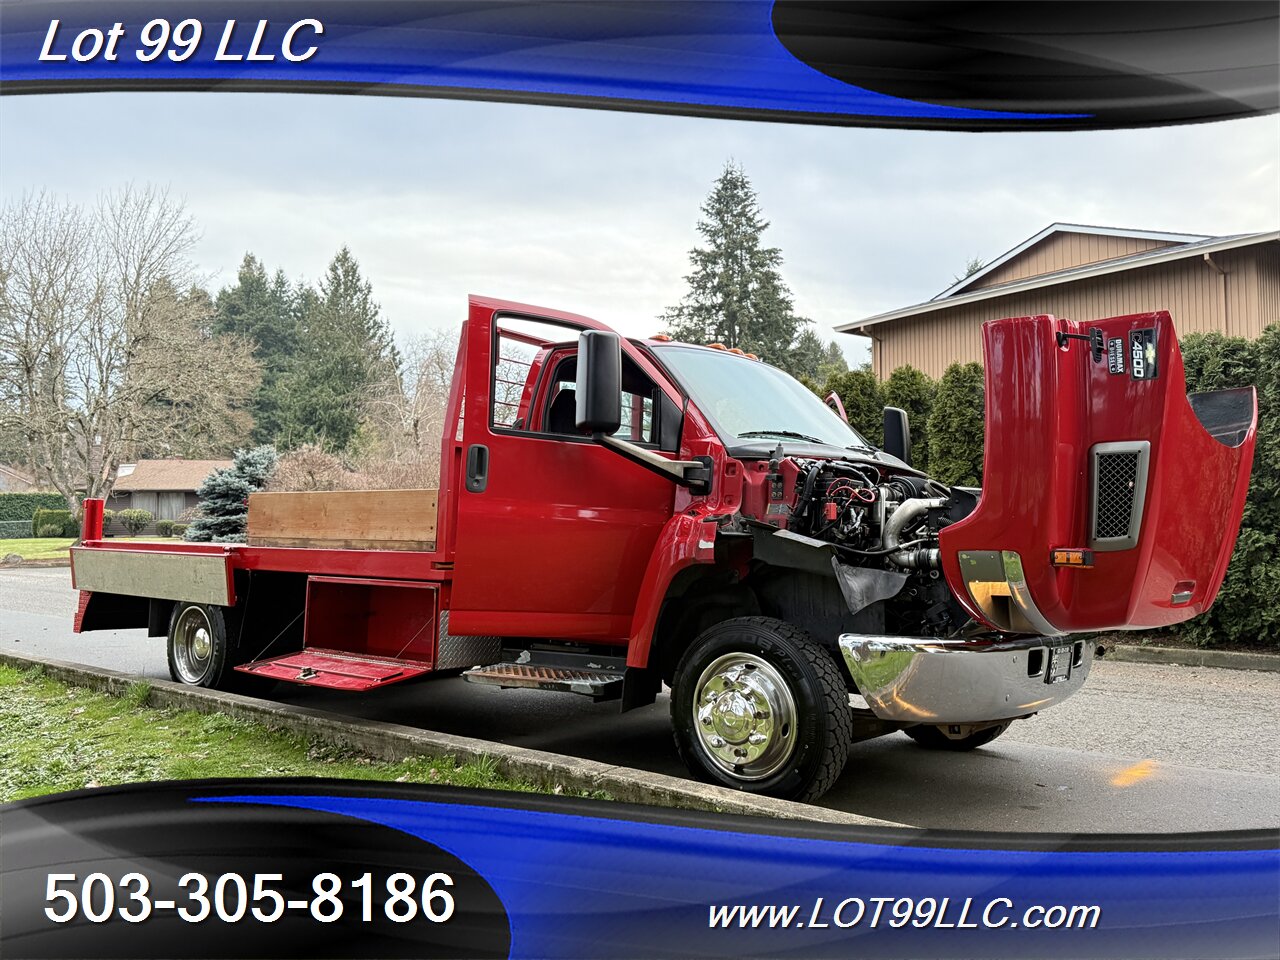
247, 489, 438, 552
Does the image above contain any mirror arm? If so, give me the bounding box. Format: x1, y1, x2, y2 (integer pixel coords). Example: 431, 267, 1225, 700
596, 434, 712, 492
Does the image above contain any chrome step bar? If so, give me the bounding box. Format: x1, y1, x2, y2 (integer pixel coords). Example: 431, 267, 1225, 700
463, 662, 624, 700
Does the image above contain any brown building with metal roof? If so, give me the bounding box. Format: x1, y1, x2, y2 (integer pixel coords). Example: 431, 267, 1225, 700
839, 224, 1280, 379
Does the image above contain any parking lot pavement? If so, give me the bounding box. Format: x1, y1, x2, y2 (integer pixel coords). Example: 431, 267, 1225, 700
4, 566, 1278, 832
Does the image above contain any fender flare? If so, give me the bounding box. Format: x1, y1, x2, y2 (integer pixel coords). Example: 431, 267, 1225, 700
625, 513, 717, 669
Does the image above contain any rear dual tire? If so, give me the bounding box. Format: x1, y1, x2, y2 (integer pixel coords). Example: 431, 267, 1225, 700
167, 602, 273, 695
671, 617, 853, 803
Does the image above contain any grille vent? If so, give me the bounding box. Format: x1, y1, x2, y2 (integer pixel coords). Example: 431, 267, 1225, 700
1089, 441, 1150, 551
1095, 452, 1139, 539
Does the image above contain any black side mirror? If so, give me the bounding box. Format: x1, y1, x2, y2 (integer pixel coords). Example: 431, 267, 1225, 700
882, 406, 912, 465
576, 330, 622, 434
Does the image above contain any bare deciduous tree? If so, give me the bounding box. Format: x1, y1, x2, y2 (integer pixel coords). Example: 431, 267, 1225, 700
357, 326, 460, 486
0, 186, 261, 512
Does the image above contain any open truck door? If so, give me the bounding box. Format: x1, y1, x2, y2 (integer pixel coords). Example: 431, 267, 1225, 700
446, 297, 681, 641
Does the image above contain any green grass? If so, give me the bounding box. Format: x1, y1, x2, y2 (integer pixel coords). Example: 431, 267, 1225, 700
0, 536, 176, 562
0, 537, 75, 560
0, 665, 610, 804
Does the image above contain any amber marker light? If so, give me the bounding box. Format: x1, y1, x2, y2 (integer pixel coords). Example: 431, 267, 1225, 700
1051, 548, 1095, 568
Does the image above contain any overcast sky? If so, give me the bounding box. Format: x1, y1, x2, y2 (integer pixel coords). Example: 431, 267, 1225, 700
1, 92, 1276, 366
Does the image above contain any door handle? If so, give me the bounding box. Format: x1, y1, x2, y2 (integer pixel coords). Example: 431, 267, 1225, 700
465, 444, 489, 493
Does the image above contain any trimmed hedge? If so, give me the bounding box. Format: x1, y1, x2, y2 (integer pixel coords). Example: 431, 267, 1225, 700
1170, 326, 1279, 648
31, 508, 77, 538
0, 492, 66, 522
155, 519, 175, 537
36, 523, 65, 538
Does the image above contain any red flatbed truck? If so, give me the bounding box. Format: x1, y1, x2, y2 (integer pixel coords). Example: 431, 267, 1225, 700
70, 296, 1256, 801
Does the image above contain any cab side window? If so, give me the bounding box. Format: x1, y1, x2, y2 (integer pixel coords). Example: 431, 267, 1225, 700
543, 355, 658, 445
490, 316, 678, 449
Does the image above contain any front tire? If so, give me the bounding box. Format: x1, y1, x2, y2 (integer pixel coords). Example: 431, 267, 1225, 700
671, 617, 853, 802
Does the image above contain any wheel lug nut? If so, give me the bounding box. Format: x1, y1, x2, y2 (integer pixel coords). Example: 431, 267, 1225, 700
748, 732, 767, 745
709, 736, 725, 747
755, 712, 768, 720
701, 715, 712, 725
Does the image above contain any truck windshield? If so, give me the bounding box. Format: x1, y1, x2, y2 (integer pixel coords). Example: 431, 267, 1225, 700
652, 345, 873, 450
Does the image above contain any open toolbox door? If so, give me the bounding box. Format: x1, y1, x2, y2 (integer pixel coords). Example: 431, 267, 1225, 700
236, 576, 438, 691
940, 311, 1256, 634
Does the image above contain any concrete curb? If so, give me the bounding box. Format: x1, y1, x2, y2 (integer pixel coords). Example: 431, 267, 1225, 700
0, 650, 899, 828
1100, 643, 1280, 672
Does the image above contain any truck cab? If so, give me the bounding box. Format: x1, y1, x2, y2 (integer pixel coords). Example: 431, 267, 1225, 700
69, 296, 1257, 802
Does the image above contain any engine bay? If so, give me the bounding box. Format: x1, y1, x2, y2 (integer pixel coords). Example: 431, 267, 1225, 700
736, 451, 979, 637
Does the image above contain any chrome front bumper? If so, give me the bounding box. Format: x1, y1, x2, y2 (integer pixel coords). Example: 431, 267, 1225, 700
838, 634, 1093, 724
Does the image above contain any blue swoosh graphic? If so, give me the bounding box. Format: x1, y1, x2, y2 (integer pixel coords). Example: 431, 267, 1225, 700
0, 1, 1086, 122
198, 794, 1278, 959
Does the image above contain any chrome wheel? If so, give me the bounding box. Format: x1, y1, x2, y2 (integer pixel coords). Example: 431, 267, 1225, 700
172, 605, 214, 684
692, 652, 798, 781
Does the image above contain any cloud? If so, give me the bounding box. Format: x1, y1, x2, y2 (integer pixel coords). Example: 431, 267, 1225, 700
2, 92, 1276, 374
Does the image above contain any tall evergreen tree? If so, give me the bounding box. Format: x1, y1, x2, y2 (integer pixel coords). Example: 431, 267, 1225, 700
882, 365, 937, 471
786, 328, 826, 380
823, 366, 884, 448
662, 162, 808, 367
214, 254, 302, 445
927, 362, 985, 486
278, 247, 400, 452
817, 340, 849, 383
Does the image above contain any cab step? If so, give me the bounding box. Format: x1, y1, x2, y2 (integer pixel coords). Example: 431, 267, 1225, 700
463, 652, 624, 701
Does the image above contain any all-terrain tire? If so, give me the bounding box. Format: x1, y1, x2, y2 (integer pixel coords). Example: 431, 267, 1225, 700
671, 616, 853, 802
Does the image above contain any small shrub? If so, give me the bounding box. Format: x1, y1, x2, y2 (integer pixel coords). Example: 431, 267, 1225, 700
101, 509, 116, 534
32, 508, 76, 537
36, 523, 64, 538
155, 519, 175, 538
118, 509, 153, 536
187, 445, 278, 543
171, 523, 188, 538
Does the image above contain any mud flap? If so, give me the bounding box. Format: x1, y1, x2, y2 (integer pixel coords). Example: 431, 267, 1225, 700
831, 559, 909, 616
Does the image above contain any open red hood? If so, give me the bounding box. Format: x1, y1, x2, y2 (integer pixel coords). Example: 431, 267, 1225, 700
940, 311, 1256, 635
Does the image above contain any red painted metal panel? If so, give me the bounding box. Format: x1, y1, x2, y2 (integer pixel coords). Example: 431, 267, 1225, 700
940, 311, 1256, 633
81, 499, 103, 541
73, 590, 91, 633
236, 649, 432, 691
448, 299, 679, 641
303, 576, 439, 663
